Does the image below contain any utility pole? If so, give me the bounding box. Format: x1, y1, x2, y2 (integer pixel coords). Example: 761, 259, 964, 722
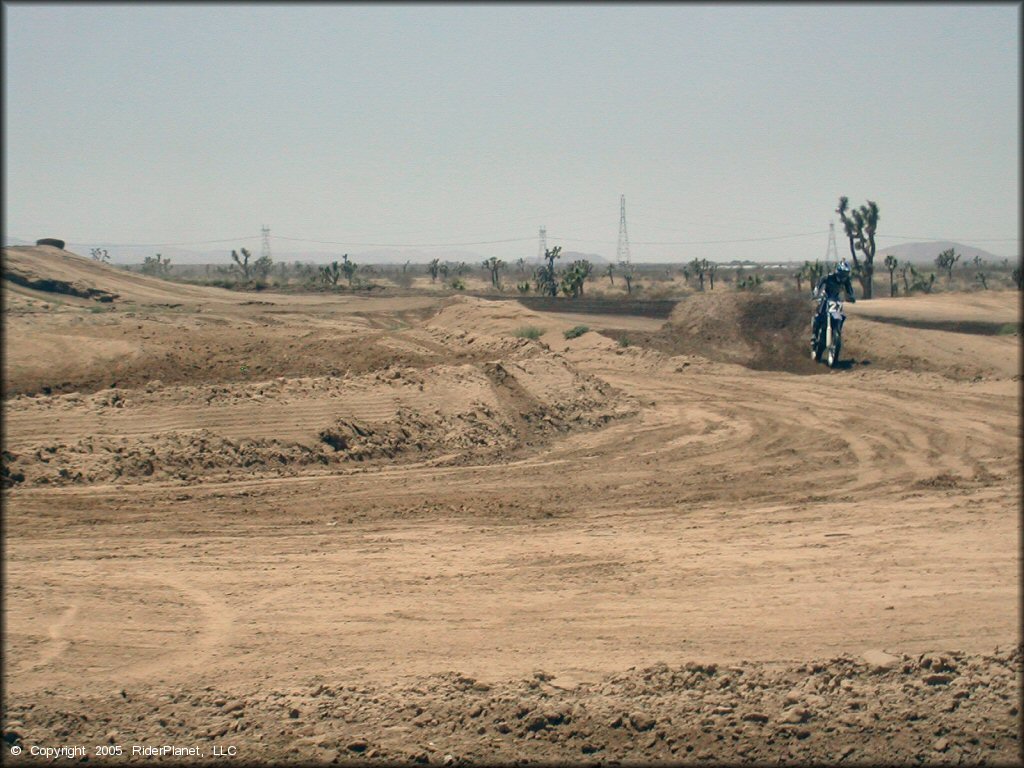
261, 225, 272, 261
825, 220, 838, 267
616, 195, 631, 264
537, 225, 547, 261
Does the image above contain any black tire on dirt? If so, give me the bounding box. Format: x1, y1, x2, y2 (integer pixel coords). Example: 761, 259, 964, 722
35, 238, 66, 249
827, 335, 842, 368
812, 324, 824, 362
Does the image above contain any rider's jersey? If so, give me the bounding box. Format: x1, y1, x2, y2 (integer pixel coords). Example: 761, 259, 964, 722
816, 271, 856, 302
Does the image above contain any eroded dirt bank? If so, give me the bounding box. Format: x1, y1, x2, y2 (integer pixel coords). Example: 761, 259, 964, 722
4, 647, 1018, 765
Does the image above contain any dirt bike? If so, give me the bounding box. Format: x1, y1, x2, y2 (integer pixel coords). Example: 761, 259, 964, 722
811, 296, 845, 368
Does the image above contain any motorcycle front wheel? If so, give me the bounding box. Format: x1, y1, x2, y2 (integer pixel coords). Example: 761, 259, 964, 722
827, 329, 841, 368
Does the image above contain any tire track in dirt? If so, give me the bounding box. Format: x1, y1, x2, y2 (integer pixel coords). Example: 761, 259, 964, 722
25, 604, 80, 672
5, 565, 235, 690
560, 350, 1015, 510
114, 570, 235, 684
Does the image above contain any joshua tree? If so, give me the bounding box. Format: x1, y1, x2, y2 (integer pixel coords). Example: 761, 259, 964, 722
689, 258, 708, 291
935, 248, 960, 283
975, 271, 988, 290
907, 265, 935, 294
795, 260, 822, 294
900, 263, 912, 295
560, 260, 592, 298
320, 261, 342, 287
884, 254, 899, 297
482, 256, 506, 288
341, 254, 358, 286
90, 248, 110, 263
427, 258, 440, 283
605, 263, 615, 286
142, 252, 172, 277
807, 260, 825, 289
735, 274, 763, 291
537, 246, 562, 297
572, 259, 593, 296
836, 197, 880, 299
252, 252, 274, 283
707, 263, 718, 290
230, 248, 253, 282
619, 260, 635, 295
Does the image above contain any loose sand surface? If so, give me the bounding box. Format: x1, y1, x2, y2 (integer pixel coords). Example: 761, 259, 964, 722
2, 246, 1020, 764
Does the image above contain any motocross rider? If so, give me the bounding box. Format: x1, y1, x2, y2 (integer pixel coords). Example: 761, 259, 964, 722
812, 259, 856, 343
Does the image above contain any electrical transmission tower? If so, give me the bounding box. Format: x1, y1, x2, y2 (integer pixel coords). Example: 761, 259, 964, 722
537, 226, 547, 261
616, 195, 631, 264
825, 220, 838, 265
261, 225, 272, 261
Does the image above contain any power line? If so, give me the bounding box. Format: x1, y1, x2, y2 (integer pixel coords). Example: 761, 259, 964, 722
276, 234, 532, 246
44, 226, 1019, 252
65, 236, 260, 248
551, 230, 827, 246
876, 234, 1019, 243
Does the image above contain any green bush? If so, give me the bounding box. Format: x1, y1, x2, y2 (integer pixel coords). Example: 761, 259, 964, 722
514, 326, 544, 340
617, 336, 631, 348
563, 325, 589, 339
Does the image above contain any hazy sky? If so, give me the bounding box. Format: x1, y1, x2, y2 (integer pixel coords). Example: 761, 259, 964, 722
4, 3, 1020, 263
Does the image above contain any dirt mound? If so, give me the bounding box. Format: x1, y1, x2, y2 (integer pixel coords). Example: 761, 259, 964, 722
5, 645, 1017, 764
3, 351, 636, 486
619, 290, 1020, 380
634, 291, 821, 374
426, 295, 554, 338
2, 245, 230, 306
847, 290, 1019, 325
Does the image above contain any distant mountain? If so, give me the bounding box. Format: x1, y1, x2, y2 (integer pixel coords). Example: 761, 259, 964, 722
562, 250, 610, 265
876, 241, 1010, 266
340, 248, 488, 266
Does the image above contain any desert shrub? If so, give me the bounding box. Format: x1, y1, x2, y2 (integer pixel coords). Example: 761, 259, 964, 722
618, 336, 631, 348
514, 326, 544, 340
735, 275, 763, 291
449, 277, 466, 290
564, 325, 589, 339
391, 271, 414, 289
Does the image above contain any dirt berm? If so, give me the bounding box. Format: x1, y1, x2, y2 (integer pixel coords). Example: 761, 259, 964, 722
614, 290, 821, 374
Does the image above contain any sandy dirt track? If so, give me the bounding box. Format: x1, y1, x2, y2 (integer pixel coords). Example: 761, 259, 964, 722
2, 246, 1020, 764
